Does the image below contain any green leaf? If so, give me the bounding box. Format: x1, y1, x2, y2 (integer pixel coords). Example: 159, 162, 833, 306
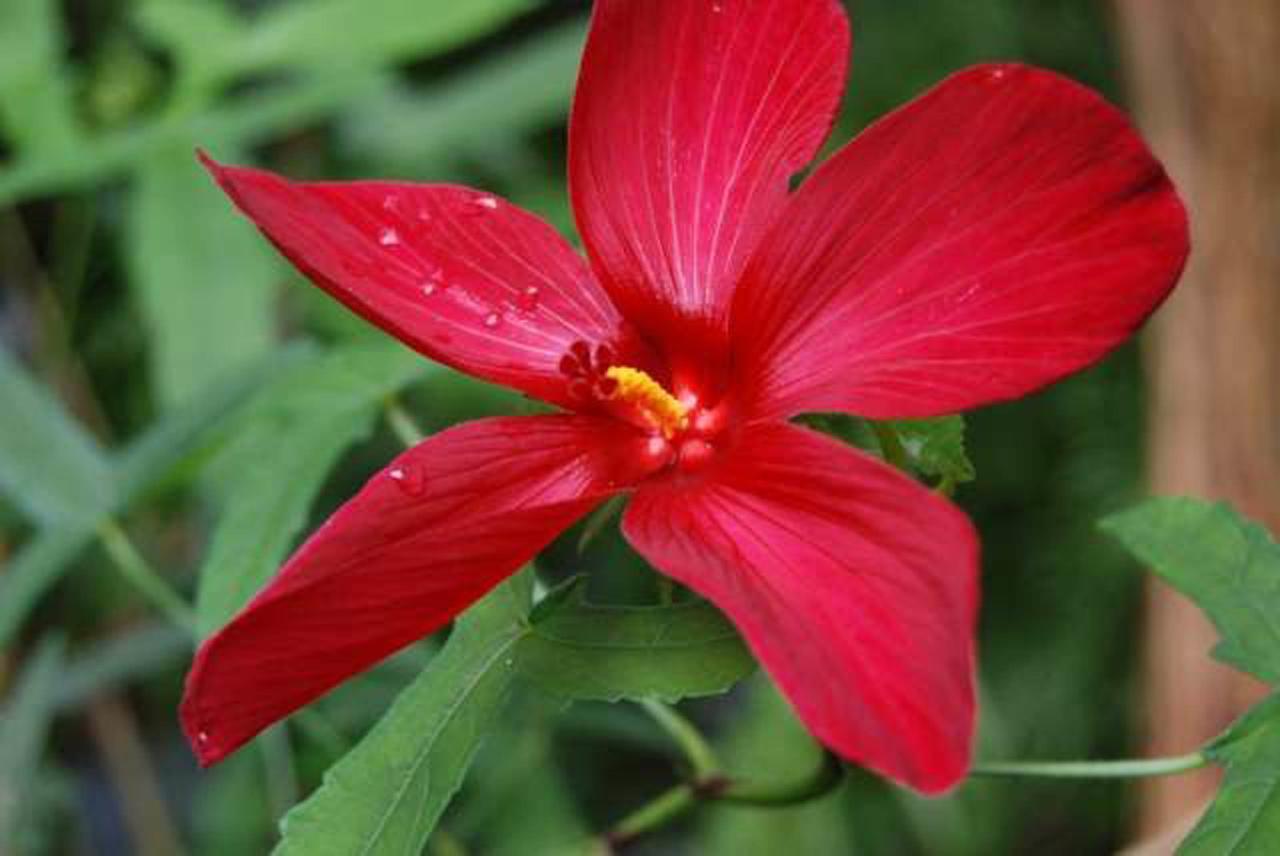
275, 575, 532, 856
112, 345, 310, 503
0, 70, 385, 206
196, 343, 430, 636
0, 636, 66, 851
697, 676, 854, 855
341, 19, 585, 174
233, 0, 531, 77
451, 694, 589, 856
54, 623, 189, 713
1102, 498, 1280, 683
0, 0, 81, 155
133, 0, 244, 93
0, 346, 113, 524
798, 413, 974, 489
0, 350, 302, 651
518, 583, 756, 702
1180, 694, 1280, 855
0, 526, 96, 652
128, 145, 279, 410
890, 416, 975, 487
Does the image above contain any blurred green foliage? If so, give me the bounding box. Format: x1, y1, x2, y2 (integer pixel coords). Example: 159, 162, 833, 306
0, 0, 1163, 853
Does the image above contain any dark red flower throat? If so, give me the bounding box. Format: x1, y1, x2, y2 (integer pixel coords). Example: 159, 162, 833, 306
557, 331, 738, 480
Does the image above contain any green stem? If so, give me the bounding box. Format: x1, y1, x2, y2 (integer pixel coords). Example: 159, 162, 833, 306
656, 577, 675, 606
384, 398, 426, 447
718, 750, 845, 806
604, 783, 698, 850
971, 751, 1208, 780
639, 699, 720, 781
96, 520, 196, 631
577, 495, 626, 554
603, 719, 844, 849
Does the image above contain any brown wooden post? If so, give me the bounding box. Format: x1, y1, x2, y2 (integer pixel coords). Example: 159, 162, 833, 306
1113, 0, 1280, 841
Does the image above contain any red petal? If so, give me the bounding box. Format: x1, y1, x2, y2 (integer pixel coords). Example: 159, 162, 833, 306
201, 153, 623, 409
732, 64, 1189, 420
181, 415, 627, 766
569, 0, 848, 342
624, 422, 978, 793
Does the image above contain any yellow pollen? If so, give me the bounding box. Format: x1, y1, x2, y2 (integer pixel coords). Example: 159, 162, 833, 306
604, 366, 688, 438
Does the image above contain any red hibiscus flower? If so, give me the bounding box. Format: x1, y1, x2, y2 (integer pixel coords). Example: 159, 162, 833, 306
182, 0, 1187, 794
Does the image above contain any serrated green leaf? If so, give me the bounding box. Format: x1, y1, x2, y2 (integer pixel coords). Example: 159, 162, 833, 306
128, 145, 278, 410
1180, 694, 1280, 855
0, 0, 81, 155
0, 637, 65, 851
890, 416, 975, 486
518, 585, 755, 702
1102, 498, 1280, 683
275, 575, 531, 856
0, 347, 113, 524
196, 343, 430, 636
798, 413, 974, 489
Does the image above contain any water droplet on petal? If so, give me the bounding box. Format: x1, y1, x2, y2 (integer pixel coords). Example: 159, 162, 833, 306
517, 285, 541, 311
382, 194, 400, 211
420, 267, 445, 297
483, 312, 501, 328
465, 195, 499, 216
378, 227, 400, 246
196, 730, 210, 744
388, 462, 426, 497
416, 208, 432, 223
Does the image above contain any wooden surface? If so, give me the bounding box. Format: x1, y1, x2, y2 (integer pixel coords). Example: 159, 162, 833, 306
1113, 0, 1280, 841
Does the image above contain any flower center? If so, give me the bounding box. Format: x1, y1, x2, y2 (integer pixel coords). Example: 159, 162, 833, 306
603, 366, 688, 439
558, 339, 732, 478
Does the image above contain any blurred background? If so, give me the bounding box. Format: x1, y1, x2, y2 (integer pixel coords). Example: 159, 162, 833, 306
2, 0, 1275, 853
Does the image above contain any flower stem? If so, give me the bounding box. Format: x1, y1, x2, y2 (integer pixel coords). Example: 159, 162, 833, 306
717, 750, 845, 805
603, 713, 844, 850
384, 397, 426, 446
96, 520, 196, 631
639, 699, 720, 780
971, 751, 1208, 779
603, 783, 699, 849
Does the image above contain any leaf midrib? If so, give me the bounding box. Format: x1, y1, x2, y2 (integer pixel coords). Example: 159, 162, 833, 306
356, 625, 525, 856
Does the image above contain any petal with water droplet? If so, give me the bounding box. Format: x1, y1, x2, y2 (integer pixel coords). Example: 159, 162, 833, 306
199, 154, 627, 410
181, 414, 639, 767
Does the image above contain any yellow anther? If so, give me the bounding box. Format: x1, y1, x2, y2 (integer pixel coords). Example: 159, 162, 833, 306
604, 366, 688, 438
